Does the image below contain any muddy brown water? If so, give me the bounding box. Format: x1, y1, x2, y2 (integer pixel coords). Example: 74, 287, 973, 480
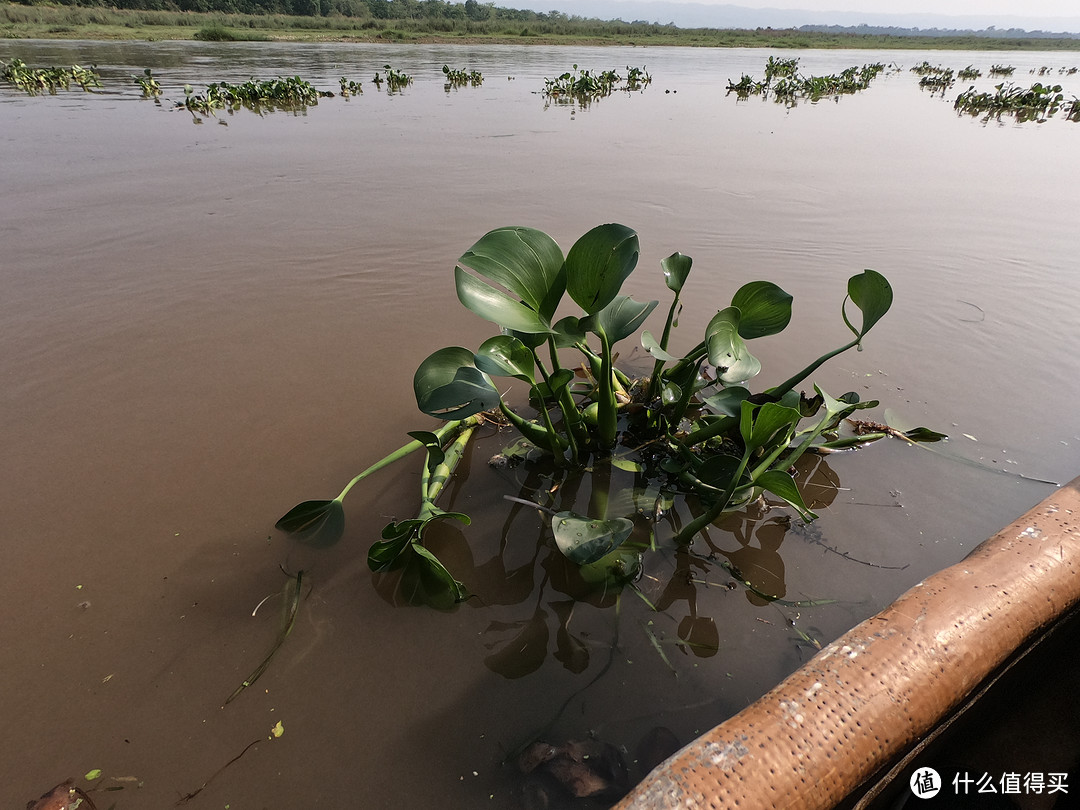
2, 41, 1079, 808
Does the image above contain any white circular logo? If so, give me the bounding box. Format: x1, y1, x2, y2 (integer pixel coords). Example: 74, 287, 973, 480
910, 767, 941, 799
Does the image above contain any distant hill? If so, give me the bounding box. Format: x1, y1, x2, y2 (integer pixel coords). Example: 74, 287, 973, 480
522, 0, 1080, 37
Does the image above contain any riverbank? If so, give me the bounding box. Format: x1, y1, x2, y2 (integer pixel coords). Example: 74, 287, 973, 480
4, 3, 1080, 49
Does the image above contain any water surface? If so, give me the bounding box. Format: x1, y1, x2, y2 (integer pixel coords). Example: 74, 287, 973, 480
2, 40, 1078, 808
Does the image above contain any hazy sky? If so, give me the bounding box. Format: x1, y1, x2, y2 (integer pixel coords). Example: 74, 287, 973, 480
687, 0, 1075, 16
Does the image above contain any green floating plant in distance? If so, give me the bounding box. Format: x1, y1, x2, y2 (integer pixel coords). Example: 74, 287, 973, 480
277, 222, 927, 609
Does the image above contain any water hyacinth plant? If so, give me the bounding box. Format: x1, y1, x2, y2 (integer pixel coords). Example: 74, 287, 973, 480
954, 81, 1073, 123
1, 58, 100, 95
542, 64, 651, 106
277, 224, 929, 609
177, 75, 327, 119
443, 64, 484, 88
726, 57, 885, 106
373, 64, 412, 92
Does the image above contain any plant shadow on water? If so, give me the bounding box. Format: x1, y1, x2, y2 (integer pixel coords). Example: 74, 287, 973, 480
355, 432, 870, 808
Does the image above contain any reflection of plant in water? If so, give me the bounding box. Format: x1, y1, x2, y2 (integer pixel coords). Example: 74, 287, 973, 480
277, 222, 938, 624
727, 57, 885, 106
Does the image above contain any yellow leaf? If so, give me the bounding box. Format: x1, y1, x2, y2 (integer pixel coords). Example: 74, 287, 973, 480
270, 721, 284, 739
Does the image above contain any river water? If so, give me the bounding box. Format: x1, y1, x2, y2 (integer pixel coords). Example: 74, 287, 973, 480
2, 40, 1078, 808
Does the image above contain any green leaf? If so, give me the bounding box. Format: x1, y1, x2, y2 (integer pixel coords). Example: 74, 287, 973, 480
552, 315, 586, 348
755, 469, 818, 521
474, 335, 536, 382
582, 295, 658, 343
578, 547, 642, 588
454, 268, 554, 334
700, 386, 750, 417
661, 251, 693, 293
85, 769, 103, 781
611, 457, 644, 473
565, 223, 640, 314
661, 382, 682, 406
843, 269, 893, 340
414, 346, 501, 419
369, 519, 422, 571
275, 499, 345, 547
706, 308, 761, 384
904, 427, 948, 443
552, 511, 634, 565
695, 453, 746, 489
740, 400, 801, 452
457, 226, 566, 320
397, 543, 469, 610
641, 330, 679, 362
406, 430, 445, 474
730, 281, 793, 339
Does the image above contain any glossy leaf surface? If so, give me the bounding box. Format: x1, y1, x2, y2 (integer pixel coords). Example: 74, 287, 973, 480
414, 346, 501, 419
583, 295, 658, 343
275, 499, 345, 547
706, 307, 761, 384
454, 268, 553, 334
730, 281, 793, 339
565, 224, 639, 314
661, 251, 692, 294
552, 511, 634, 565
844, 269, 893, 339
474, 335, 536, 382
457, 226, 566, 319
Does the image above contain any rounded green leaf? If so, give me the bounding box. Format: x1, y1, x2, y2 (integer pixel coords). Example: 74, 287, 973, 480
457, 226, 566, 319
565, 224, 640, 314
474, 335, 536, 382
700, 386, 750, 417
552, 316, 586, 348
552, 511, 634, 565
641, 330, 679, 362
730, 281, 793, 339
844, 269, 893, 339
583, 295, 658, 344
661, 252, 693, 294
755, 469, 818, 522
414, 346, 501, 419
706, 308, 761, 385
396, 543, 469, 610
739, 400, 801, 452
454, 267, 553, 334
275, 499, 345, 547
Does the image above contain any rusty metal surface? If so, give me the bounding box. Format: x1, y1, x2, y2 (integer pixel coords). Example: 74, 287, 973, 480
616, 477, 1080, 810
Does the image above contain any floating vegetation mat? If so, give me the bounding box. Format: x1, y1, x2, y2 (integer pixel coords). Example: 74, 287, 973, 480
1, 58, 100, 95
955, 81, 1080, 123
541, 64, 651, 107
726, 56, 886, 107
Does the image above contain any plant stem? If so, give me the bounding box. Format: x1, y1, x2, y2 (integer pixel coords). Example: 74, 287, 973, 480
336, 418, 466, 502
769, 337, 860, 400
672, 450, 750, 543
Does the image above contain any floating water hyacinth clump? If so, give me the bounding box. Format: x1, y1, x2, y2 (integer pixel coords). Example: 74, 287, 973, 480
1, 58, 100, 95
727, 57, 885, 106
